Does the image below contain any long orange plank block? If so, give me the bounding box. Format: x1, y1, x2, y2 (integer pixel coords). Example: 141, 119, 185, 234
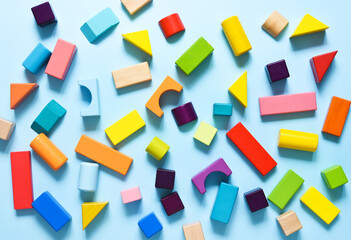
75, 135, 133, 175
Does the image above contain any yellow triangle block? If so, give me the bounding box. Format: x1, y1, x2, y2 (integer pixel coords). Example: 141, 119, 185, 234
122, 30, 152, 56
228, 71, 247, 108
82, 202, 108, 230
290, 14, 329, 38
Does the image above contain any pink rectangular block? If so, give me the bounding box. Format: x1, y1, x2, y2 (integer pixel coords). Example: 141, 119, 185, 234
259, 92, 317, 116
121, 186, 142, 204
45, 38, 77, 80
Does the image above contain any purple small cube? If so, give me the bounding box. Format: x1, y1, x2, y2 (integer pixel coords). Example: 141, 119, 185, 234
31, 2, 56, 27
160, 192, 184, 216
155, 168, 175, 190
265, 59, 290, 82
244, 187, 269, 212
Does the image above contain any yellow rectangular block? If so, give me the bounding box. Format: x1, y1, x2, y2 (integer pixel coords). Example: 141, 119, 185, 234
300, 186, 340, 224
105, 110, 145, 145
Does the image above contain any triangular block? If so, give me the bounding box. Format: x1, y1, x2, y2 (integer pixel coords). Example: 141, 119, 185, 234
82, 202, 108, 230
229, 71, 247, 108
10, 83, 38, 109
122, 30, 152, 56
310, 51, 338, 83
290, 14, 329, 38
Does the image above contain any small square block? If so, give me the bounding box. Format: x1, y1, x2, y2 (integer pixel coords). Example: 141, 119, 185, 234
31, 2, 56, 27
321, 165, 348, 189
120, 186, 142, 204
155, 168, 175, 190
213, 103, 232, 116
193, 121, 217, 146
262, 10, 289, 38
161, 192, 184, 216
121, 0, 151, 16
244, 187, 269, 212
277, 210, 303, 236
146, 136, 170, 161
265, 59, 290, 82
183, 222, 205, 240
0, 118, 15, 141
138, 212, 163, 238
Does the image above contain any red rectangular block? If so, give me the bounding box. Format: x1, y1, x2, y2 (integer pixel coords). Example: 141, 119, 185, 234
226, 122, 277, 175
11, 151, 34, 209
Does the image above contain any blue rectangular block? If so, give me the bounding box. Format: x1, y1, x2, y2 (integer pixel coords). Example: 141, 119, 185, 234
22, 43, 52, 74
32, 191, 71, 231
213, 103, 232, 116
138, 212, 163, 238
211, 182, 238, 223
80, 8, 119, 43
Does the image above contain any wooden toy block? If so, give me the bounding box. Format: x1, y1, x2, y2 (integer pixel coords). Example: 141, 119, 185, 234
155, 168, 175, 190
321, 165, 348, 189
228, 71, 247, 107
31, 2, 56, 27
259, 92, 317, 116
0, 118, 15, 141
122, 30, 152, 56
322, 96, 350, 137
10, 151, 33, 209
10, 83, 38, 109
262, 10, 289, 38
226, 122, 277, 176
211, 182, 239, 223
193, 121, 217, 146
80, 8, 119, 43
112, 62, 152, 89
32, 191, 71, 231
300, 186, 340, 224
265, 59, 290, 83
30, 133, 68, 171
221, 16, 252, 56
213, 103, 232, 116
192, 158, 232, 194
45, 39, 77, 80
183, 222, 205, 240
22, 43, 51, 74
121, 0, 151, 16
75, 135, 133, 175
82, 202, 108, 230
175, 37, 214, 75
171, 102, 198, 126
268, 170, 304, 209
138, 212, 163, 238
78, 78, 100, 117
78, 162, 99, 192
31, 99, 66, 135
146, 136, 170, 160
105, 109, 145, 145
278, 129, 319, 152
161, 192, 184, 216
159, 13, 185, 39
120, 186, 142, 204
244, 187, 269, 212
277, 210, 303, 236
145, 76, 183, 117
290, 14, 329, 38
310, 51, 338, 83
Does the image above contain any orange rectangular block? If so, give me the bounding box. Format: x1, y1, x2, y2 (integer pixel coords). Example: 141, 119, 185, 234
322, 96, 350, 137
75, 135, 133, 175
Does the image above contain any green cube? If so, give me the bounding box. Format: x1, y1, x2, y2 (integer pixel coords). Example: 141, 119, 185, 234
321, 165, 348, 189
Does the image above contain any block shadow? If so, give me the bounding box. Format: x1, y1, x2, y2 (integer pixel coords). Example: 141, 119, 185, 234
213, 115, 231, 130
31, 150, 68, 180
321, 132, 341, 143
35, 21, 57, 40
290, 31, 326, 51
269, 79, 287, 95
122, 40, 153, 64
122, 199, 142, 216
166, 30, 185, 44
82, 116, 101, 131
221, 31, 250, 67
247, 207, 268, 224
278, 147, 315, 161
80, 191, 96, 202
260, 111, 316, 122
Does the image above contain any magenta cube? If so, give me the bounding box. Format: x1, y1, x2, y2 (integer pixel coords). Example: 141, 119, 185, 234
155, 168, 175, 190
244, 187, 269, 212
160, 192, 184, 216
265, 59, 290, 82
31, 2, 56, 27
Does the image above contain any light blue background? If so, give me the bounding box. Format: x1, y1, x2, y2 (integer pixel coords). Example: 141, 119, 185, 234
0, 0, 349, 239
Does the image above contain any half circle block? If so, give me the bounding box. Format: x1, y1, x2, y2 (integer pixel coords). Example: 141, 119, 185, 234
78, 79, 100, 117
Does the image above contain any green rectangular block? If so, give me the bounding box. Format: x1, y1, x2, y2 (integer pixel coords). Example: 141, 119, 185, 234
321, 165, 348, 189
175, 37, 214, 75
268, 170, 304, 209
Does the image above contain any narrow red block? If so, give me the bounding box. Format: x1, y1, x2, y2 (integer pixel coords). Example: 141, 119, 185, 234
158, 13, 185, 39
226, 122, 277, 175
11, 151, 34, 209
161, 192, 184, 216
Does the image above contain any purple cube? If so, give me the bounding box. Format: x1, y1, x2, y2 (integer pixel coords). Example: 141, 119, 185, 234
155, 168, 175, 190
160, 192, 184, 216
265, 59, 290, 82
244, 187, 269, 212
31, 2, 56, 27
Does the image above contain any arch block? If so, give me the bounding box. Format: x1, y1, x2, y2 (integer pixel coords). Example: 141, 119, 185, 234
78, 79, 100, 117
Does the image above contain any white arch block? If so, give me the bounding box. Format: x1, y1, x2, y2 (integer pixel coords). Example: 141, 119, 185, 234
78, 162, 99, 192
78, 79, 100, 117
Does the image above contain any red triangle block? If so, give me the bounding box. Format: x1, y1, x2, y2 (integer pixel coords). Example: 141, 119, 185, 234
310, 51, 338, 83
10, 83, 38, 109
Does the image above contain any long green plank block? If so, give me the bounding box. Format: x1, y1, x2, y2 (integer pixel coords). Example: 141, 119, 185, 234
175, 37, 214, 75
268, 170, 304, 209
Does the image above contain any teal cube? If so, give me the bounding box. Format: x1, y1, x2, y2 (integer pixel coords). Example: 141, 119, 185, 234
213, 103, 232, 116
321, 165, 348, 189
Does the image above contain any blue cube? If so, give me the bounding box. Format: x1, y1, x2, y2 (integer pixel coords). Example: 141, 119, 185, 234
138, 212, 163, 238
213, 103, 232, 116
22, 43, 51, 74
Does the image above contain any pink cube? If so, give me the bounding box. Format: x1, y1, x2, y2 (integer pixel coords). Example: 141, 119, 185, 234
121, 186, 142, 204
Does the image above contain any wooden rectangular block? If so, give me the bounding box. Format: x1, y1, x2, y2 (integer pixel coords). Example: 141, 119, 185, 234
322, 96, 350, 137
183, 222, 205, 240
277, 210, 303, 236
259, 92, 317, 116
262, 10, 289, 38
0, 118, 15, 141
121, 0, 151, 15
112, 62, 151, 89
121, 186, 142, 204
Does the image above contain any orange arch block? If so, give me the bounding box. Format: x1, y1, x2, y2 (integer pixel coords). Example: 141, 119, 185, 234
145, 76, 183, 117
10, 83, 38, 109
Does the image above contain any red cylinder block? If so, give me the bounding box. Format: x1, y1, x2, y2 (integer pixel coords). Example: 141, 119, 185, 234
158, 13, 185, 39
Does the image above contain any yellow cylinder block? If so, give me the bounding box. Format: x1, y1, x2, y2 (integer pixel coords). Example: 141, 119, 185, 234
278, 129, 318, 152
221, 16, 252, 56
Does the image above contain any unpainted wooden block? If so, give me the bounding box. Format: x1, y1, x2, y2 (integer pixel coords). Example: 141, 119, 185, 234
183, 222, 205, 240
262, 10, 288, 38
112, 62, 152, 89
277, 210, 302, 236
0, 118, 15, 141
121, 0, 151, 15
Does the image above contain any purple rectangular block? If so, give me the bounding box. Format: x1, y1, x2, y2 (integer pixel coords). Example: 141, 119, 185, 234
160, 192, 184, 216
244, 187, 269, 212
155, 168, 175, 190
31, 2, 56, 27
265, 59, 289, 82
